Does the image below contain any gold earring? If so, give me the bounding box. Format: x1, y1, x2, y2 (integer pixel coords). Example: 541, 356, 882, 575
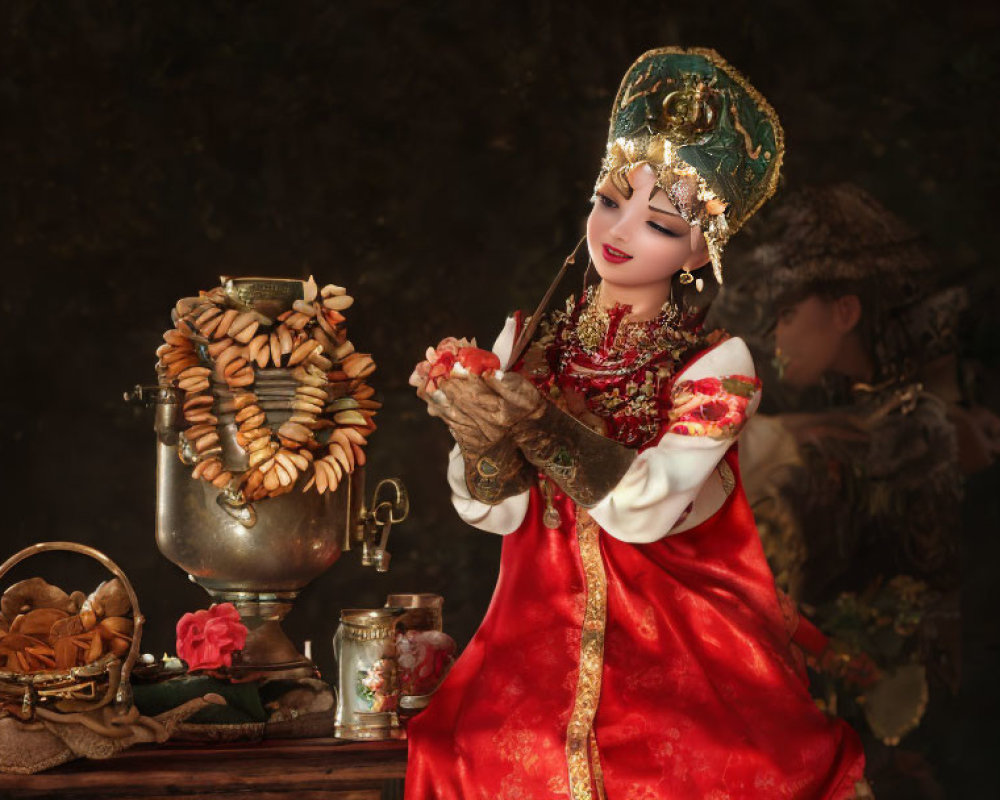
679, 270, 694, 285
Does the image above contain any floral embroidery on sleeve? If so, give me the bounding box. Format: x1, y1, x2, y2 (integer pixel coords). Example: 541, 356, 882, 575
665, 375, 761, 439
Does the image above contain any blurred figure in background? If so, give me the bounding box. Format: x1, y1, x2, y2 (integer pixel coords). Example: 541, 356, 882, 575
711, 183, 1000, 799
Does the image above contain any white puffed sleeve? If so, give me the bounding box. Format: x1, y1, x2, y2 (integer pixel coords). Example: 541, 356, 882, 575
447, 317, 530, 535
588, 337, 760, 543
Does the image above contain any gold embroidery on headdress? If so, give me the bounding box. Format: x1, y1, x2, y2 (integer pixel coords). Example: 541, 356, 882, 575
599, 47, 784, 285
596, 133, 732, 285
657, 75, 721, 144
731, 104, 763, 160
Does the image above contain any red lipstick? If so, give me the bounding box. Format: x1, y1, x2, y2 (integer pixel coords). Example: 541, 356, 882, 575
602, 243, 632, 264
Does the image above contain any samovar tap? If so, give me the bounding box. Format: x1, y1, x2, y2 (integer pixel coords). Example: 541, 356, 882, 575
357, 479, 408, 573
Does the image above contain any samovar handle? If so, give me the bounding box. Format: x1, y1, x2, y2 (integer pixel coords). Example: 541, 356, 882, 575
123, 384, 180, 444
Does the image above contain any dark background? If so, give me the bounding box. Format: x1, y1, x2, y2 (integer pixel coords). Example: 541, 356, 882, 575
2, 0, 997, 794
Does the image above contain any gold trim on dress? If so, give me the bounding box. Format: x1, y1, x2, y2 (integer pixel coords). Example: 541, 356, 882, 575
566, 510, 609, 800
589, 728, 608, 800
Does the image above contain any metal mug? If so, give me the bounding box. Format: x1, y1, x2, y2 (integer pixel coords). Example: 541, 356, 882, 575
333, 607, 405, 739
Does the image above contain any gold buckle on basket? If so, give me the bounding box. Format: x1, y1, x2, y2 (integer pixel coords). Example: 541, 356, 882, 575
0, 542, 144, 719
37, 679, 98, 701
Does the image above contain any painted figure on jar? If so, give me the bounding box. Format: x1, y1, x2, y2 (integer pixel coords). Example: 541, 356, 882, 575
406, 49, 871, 800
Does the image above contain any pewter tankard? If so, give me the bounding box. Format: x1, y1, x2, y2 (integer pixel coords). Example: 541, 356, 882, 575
333, 607, 405, 739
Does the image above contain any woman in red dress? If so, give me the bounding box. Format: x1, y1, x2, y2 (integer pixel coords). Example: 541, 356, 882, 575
406, 48, 871, 799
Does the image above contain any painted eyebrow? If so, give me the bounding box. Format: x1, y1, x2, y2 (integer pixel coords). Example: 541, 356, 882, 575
648, 204, 684, 218
647, 185, 683, 218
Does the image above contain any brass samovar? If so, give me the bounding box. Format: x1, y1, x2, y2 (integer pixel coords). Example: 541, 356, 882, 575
129, 276, 407, 680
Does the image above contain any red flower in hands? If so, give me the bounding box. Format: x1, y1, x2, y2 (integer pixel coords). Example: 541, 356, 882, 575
176, 603, 248, 672
457, 347, 501, 375
409, 337, 502, 393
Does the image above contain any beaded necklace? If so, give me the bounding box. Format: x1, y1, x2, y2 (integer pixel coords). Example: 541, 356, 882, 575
520, 286, 708, 448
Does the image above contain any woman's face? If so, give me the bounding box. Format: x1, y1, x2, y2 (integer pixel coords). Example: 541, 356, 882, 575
774, 294, 858, 387
586, 165, 707, 297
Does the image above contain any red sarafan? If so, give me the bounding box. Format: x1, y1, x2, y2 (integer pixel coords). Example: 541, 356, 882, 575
407, 46, 871, 800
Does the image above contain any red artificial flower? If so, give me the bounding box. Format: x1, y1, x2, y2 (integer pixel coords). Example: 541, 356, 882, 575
409, 336, 502, 393
457, 347, 501, 375
176, 603, 248, 672
427, 352, 456, 386
433, 337, 465, 358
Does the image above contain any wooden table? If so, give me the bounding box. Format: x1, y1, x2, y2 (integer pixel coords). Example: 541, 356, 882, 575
0, 738, 408, 800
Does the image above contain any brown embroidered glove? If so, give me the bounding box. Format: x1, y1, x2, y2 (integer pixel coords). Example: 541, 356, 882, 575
430, 377, 536, 505
482, 373, 636, 507
459, 437, 536, 505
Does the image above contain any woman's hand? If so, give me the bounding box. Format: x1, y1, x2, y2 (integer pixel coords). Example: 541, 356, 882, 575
424, 371, 546, 451
479, 371, 546, 432
417, 374, 538, 503
434, 371, 547, 448
417, 375, 505, 452
437, 375, 509, 448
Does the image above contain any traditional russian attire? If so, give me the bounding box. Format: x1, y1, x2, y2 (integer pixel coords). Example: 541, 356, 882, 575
406, 48, 870, 799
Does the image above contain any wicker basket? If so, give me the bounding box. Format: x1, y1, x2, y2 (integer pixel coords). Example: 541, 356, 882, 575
0, 542, 144, 720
